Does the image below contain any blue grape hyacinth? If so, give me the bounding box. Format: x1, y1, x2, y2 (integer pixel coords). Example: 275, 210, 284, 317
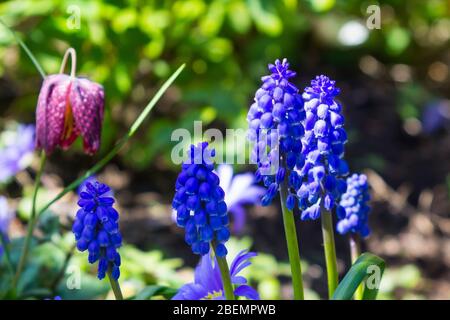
172, 142, 230, 257
73, 180, 122, 280
337, 174, 371, 237
296, 75, 349, 220
247, 59, 305, 208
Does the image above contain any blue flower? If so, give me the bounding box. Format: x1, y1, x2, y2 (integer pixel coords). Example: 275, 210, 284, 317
72, 180, 122, 280
172, 142, 230, 257
172, 250, 260, 300
337, 174, 371, 237
247, 59, 305, 208
217, 164, 265, 234
296, 75, 349, 220
0, 196, 14, 259
0, 124, 35, 183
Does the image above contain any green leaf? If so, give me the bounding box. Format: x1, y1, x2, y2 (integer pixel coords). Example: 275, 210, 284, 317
332, 253, 385, 300
134, 285, 177, 300
55, 274, 110, 300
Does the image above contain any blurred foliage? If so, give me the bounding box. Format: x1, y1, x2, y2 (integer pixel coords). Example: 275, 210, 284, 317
0, 0, 448, 300
0, 0, 448, 171
378, 264, 423, 299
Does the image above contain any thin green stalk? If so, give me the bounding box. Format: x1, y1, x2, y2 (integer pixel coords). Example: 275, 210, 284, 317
279, 179, 305, 300
0, 235, 14, 275
107, 269, 124, 300
321, 208, 339, 298
212, 243, 235, 300
12, 151, 46, 289
0, 19, 46, 79
349, 234, 364, 300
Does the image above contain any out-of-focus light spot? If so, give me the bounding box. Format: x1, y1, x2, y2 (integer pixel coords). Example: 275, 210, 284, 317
428, 61, 449, 82
310, 0, 335, 12
338, 21, 368, 46
390, 64, 412, 82
359, 55, 384, 77
193, 59, 207, 74
386, 27, 411, 55
200, 106, 217, 123
403, 118, 422, 136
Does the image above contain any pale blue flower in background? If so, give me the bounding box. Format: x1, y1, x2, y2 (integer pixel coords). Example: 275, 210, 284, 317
172, 250, 259, 300
216, 164, 265, 234
0, 124, 35, 183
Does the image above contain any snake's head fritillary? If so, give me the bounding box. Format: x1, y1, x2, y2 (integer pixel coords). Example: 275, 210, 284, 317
35, 74, 104, 155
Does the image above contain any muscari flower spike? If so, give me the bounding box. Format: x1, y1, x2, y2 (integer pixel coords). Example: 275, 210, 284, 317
36, 49, 104, 155
337, 174, 371, 237
172, 250, 260, 300
247, 59, 305, 208
72, 179, 122, 280
172, 142, 230, 257
296, 75, 349, 220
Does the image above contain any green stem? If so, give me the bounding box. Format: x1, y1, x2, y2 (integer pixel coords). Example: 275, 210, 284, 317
321, 208, 339, 298
0, 19, 46, 79
212, 243, 235, 300
349, 234, 364, 300
12, 151, 46, 290
0, 235, 14, 275
107, 269, 124, 300
279, 180, 305, 300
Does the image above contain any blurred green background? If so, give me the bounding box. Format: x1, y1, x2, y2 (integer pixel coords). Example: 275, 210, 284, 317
0, 0, 449, 299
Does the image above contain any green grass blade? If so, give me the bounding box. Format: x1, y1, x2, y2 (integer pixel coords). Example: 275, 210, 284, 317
332, 252, 385, 300
0, 19, 46, 79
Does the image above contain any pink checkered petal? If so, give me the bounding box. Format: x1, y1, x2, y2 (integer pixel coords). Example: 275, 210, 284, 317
69, 78, 105, 155
35, 74, 72, 154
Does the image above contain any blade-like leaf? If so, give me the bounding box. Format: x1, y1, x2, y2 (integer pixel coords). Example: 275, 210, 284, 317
134, 285, 177, 300
332, 252, 385, 300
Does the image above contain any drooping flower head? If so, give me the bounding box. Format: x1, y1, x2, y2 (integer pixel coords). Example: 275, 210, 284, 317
36, 49, 104, 155
337, 174, 371, 237
172, 250, 259, 300
0, 124, 35, 183
0, 196, 14, 259
73, 180, 122, 280
247, 59, 305, 209
172, 142, 230, 257
216, 164, 265, 234
296, 75, 349, 220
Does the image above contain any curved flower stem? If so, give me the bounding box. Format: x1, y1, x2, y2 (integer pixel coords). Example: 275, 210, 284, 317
107, 269, 124, 300
59, 48, 77, 77
349, 234, 364, 300
279, 180, 305, 300
12, 151, 46, 290
0, 235, 14, 275
321, 208, 339, 298
212, 242, 235, 300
